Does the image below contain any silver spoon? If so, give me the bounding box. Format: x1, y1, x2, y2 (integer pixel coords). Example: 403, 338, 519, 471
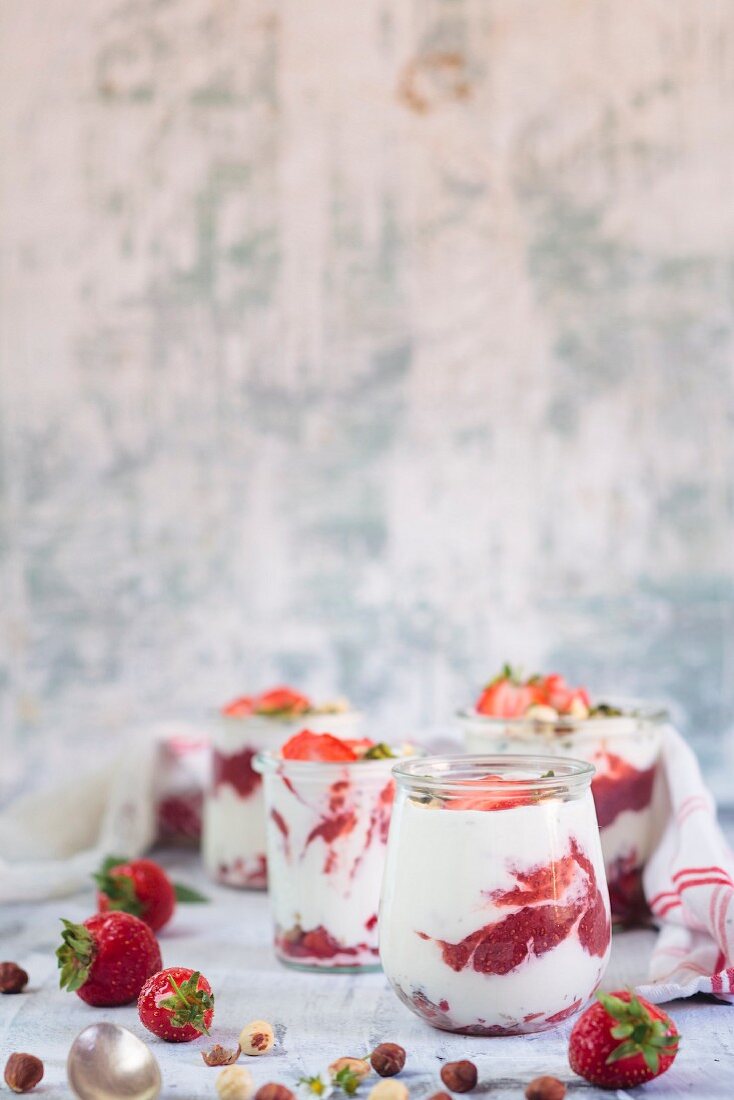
67, 1023, 162, 1100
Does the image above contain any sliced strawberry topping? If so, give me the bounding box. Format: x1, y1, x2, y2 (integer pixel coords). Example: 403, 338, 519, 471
444, 775, 535, 811
281, 730, 358, 762
476, 680, 535, 717
255, 686, 311, 715
475, 667, 592, 718
221, 695, 255, 718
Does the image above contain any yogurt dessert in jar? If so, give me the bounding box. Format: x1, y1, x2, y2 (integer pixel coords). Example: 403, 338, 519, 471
203, 687, 360, 888
256, 730, 412, 972
380, 755, 611, 1034
458, 667, 667, 923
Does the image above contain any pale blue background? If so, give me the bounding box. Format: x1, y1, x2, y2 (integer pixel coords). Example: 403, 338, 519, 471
1, 0, 733, 800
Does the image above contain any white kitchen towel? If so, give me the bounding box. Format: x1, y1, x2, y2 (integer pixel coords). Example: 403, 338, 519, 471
0, 726, 159, 903
638, 725, 734, 1003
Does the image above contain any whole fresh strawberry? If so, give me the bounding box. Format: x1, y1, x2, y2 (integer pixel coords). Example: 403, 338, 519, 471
569, 991, 679, 1089
138, 967, 214, 1042
57, 911, 162, 1006
94, 856, 208, 932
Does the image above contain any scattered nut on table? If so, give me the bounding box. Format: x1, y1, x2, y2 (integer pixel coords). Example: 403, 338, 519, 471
367, 1080, 409, 1100
525, 1077, 566, 1100
216, 1065, 255, 1100
439, 1060, 477, 1093
203, 1043, 241, 1066
370, 1044, 406, 1077
426, 1093, 452, 1100
329, 1057, 371, 1082
0, 963, 29, 995
254, 1085, 295, 1100
239, 1019, 275, 1055
4, 1053, 44, 1094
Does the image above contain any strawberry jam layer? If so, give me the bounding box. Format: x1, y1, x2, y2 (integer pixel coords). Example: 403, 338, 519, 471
212, 747, 261, 799
606, 851, 651, 927
591, 752, 656, 829
275, 925, 379, 969
424, 838, 609, 976
392, 985, 591, 1036
216, 854, 267, 889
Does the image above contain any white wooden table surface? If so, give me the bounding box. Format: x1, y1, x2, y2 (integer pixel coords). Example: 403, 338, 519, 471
2, 849, 733, 1100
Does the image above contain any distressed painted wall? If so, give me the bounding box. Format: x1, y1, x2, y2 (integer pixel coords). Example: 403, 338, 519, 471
2, 0, 734, 799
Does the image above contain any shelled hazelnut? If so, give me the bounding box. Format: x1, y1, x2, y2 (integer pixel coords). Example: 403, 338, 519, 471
4, 1053, 44, 1094
367, 1080, 408, 1100
216, 1065, 255, 1100
0, 963, 28, 995
255, 1085, 295, 1100
239, 1019, 275, 1056
439, 1061, 477, 1093
525, 1077, 566, 1100
370, 1044, 406, 1077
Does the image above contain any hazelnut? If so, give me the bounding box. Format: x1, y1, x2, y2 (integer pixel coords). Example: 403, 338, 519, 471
330, 1057, 371, 1082
255, 1086, 296, 1100
216, 1065, 255, 1100
367, 1082, 408, 1100
4, 1054, 44, 1094
427, 1094, 452, 1100
525, 1077, 566, 1100
370, 1043, 406, 1077
239, 1019, 275, 1056
0, 963, 28, 994
439, 1061, 477, 1093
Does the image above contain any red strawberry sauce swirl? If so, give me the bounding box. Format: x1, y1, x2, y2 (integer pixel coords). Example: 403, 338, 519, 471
424, 838, 609, 975
276, 924, 378, 962
212, 746, 261, 798
591, 752, 656, 829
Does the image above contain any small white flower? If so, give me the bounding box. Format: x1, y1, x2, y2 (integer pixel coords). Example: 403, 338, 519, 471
298, 1072, 334, 1100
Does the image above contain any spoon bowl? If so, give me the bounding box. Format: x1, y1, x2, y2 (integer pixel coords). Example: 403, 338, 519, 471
67, 1023, 161, 1100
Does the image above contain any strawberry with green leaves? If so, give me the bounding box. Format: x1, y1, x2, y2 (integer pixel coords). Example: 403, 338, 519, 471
138, 967, 214, 1042
568, 990, 679, 1089
57, 911, 162, 1006
94, 856, 207, 932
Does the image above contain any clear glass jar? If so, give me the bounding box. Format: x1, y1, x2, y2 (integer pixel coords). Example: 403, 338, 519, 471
202, 711, 360, 889
459, 704, 667, 923
254, 750, 400, 972
379, 755, 611, 1034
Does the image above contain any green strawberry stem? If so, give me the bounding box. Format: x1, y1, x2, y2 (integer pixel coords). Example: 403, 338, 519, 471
173, 882, 209, 903
598, 992, 680, 1073
332, 1067, 361, 1096
159, 971, 214, 1034
57, 919, 96, 992
92, 864, 143, 917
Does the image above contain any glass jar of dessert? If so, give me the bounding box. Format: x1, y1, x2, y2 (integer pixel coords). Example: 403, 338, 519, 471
255, 730, 413, 972
458, 668, 668, 923
202, 687, 360, 889
379, 755, 611, 1034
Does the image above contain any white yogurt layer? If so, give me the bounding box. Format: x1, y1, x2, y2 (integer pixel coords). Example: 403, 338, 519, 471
261, 758, 396, 968
461, 711, 665, 900
379, 789, 611, 1033
203, 711, 361, 887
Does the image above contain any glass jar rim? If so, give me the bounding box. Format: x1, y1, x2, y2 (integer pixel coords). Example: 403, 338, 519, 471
391, 753, 595, 794
254, 747, 413, 778
217, 707, 360, 723
457, 697, 668, 732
